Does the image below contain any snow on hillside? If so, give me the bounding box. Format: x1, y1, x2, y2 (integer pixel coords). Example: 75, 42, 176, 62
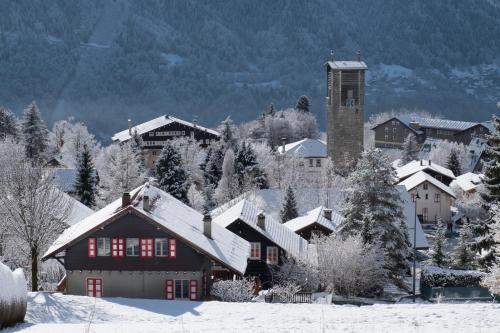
5, 293, 500, 332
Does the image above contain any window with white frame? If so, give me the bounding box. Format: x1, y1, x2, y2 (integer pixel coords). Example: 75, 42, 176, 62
155, 238, 169, 257
249, 242, 261, 260
97, 237, 110, 256
266, 246, 278, 265
434, 193, 441, 202
126, 238, 140, 256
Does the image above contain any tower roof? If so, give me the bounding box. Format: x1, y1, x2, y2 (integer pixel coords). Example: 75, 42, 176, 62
325, 61, 367, 70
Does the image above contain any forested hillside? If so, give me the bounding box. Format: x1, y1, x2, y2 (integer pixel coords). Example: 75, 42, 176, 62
1, 0, 499, 140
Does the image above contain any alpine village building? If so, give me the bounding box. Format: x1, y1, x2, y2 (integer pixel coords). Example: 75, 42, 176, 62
283, 206, 344, 241
112, 115, 220, 168
42, 184, 250, 300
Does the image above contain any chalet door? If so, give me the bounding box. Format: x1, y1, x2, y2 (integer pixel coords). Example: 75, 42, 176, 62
166, 279, 174, 300
86, 278, 103, 297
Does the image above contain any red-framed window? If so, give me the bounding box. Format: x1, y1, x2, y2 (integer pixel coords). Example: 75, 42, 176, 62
169, 239, 176, 258
249, 242, 261, 260
166, 279, 174, 300
266, 246, 279, 265
88, 238, 96, 258
189, 280, 198, 300
86, 278, 103, 297
140, 238, 154, 258
112, 237, 125, 258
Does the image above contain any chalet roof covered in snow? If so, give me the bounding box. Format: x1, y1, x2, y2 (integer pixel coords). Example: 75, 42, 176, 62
43, 184, 250, 275
451, 172, 484, 193
284, 206, 344, 233
277, 138, 327, 158
396, 115, 485, 132
398, 171, 456, 198
212, 199, 310, 261
326, 61, 368, 70
395, 159, 456, 181
64, 192, 94, 226
396, 186, 429, 249
112, 115, 220, 142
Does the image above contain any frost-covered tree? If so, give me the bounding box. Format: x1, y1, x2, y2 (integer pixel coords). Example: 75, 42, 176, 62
171, 136, 207, 185
156, 142, 189, 204
203, 184, 216, 212
481, 264, 500, 296
267, 103, 276, 117
295, 95, 310, 112
235, 141, 268, 190
204, 145, 225, 187
0, 106, 19, 140
340, 148, 410, 281
315, 234, 386, 297
447, 149, 462, 177
215, 148, 239, 204
210, 279, 255, 302
22, 101, 49, 161
130, 129, 145, 172
272, 256, 319, 292
187, 185, 205, 212
280, 186, 299, 223
400, 133, 419, 166
454, 220, 475, 269
75, 144, 97, 207
428, 140, 469, 172
431, 218, 447, 267
218, 117, 238, 151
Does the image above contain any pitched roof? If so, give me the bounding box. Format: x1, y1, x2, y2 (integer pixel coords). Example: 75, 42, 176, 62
43, 184, 250, 275
326, 61, 368, 70
212, 199, 310, 261
397, 115, 481, 132
398, 171, 456, 198
277, 138, 327, 158
396, 186, 429, 249
451, 172, 484, 193
111, 115, 220, 142
284, 206, 344, 233
396, 160, 456, 181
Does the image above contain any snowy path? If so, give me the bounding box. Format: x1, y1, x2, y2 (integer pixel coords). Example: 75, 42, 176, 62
4, 292, 500, 332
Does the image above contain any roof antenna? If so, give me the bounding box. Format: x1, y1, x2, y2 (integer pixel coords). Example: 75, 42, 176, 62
330, 49, 334, 62
357, 49, 361, 62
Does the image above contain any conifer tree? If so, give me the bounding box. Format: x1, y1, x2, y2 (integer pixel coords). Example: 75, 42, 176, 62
447, 149, 462, 176
22, 101, 49, 161
203, 184, 216, 213
235, 142, 268, 190
400, 133, 419, 166
295, 95, 310, 112
75, 144, 97, 207
340, 148, 410, 281
0, 106, 19, 140
156, 141, 189, 204
204, 145, 225, 188
268, 103, 276, 117
431, 218, 447, 267
454, 220, 475, 269
280, 186, 299, 223
200, 147, 212, 174
219, 117, 237, 151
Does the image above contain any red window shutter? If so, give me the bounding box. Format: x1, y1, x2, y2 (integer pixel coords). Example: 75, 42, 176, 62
189, 280, 198, 300
140, 238, 154, 258
112, 238, 124, 258
169, 239, 176, 258
88, 238, 96, 258
166, 279, 174, 300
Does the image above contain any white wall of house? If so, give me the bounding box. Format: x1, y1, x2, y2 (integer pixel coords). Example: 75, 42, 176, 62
407, 181, 454, 223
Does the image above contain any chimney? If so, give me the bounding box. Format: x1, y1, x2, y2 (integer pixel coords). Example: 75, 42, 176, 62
429, 160, 431, 166
281, 137, 287, 153
323, 208, 332, 221
420, 160, 424, 166
143, 195, 150, 212
122, 192, 131, 208
193, 119, 197, 128
128, 119, 132, 135
257, 212, 266, 230
357, 49, 361, 62
203, 214, 212, 239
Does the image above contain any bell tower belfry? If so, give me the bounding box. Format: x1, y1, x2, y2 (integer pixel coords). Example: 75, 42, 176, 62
325, 52, 367, 168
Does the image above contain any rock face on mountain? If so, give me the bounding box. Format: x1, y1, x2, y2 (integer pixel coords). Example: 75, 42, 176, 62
1, 0, 499, 139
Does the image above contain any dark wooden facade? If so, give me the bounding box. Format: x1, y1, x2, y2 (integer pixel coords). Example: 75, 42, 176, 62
294, 223, 333, 241
141, 121, 219, 149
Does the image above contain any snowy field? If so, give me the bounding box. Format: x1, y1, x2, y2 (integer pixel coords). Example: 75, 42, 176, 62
4, 293, 500, 333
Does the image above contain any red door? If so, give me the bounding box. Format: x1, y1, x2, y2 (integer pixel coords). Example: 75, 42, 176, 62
87, 278, 103, 297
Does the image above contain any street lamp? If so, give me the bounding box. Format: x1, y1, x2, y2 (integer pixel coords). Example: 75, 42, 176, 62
413, 191, 421, 303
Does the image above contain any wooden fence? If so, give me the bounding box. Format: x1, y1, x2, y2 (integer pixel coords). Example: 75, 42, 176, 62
265, 291, 312, 304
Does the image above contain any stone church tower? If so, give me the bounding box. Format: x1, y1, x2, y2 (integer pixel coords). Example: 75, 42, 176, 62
325, 56, 367, 168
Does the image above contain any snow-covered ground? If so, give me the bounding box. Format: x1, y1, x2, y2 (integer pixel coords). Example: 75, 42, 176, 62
5, 293, 500, 332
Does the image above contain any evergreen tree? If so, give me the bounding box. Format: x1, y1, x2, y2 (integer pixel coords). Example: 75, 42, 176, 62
340, 148, 410, 281
454, 220, 475, 269
295, 95, 310, 112
267, 103, 276, 117
156, 142, 190, 204
204, 145, 225, 188
219, 117, 238, 151
200, 147, 212, 175
203, 184, 216, 213
235, 142, 268, 190
431, 218, 447, 267
447, 149, 462, 176
280, 186, 299, 223
22, 101, 49, 161
75, 144, 97, 207
130, 129, 145, 171
0, 106, 19, 140
475, 116, 500, 268
400, 133, 419, 166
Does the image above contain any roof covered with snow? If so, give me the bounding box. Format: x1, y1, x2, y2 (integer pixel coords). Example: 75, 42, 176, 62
398, 171, 456, 198
212, 199, 310, 261
396, 115, 485, 132
326, 61, 368, 70
64, 192, 94, 226
112, 115, 220, 142
277, 138, 327, 158
451, 172, 484, 193
396, 186, 429, 249
284, 206, 343, 233
43, 184, 250, 275
396, 160, 456, 181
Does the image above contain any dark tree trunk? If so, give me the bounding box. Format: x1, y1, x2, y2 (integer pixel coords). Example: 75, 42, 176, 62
31, 247, 38, 291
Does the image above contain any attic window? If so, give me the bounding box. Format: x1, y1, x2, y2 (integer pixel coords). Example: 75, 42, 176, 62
97, 238, 111, 256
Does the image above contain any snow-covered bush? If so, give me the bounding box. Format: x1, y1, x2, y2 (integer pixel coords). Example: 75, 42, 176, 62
267, 283, 301, 303
0, 262, 27, 328
481, 265, 500, 295
272, 256, 319, 292
316, 234, 386, 297
421, 266, 486, 287
210, 279, 255, 302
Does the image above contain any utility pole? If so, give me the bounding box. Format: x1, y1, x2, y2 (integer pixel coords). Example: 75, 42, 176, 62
413, 191, 421, 303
